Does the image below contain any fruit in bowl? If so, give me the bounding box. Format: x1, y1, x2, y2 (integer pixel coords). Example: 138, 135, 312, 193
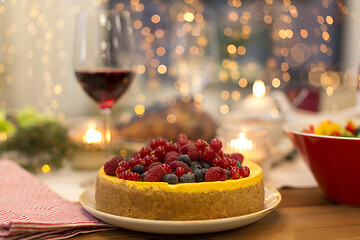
284, 119, 360, 207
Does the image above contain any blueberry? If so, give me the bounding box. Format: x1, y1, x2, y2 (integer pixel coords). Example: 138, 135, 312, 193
133, 164, 145, 175
201, 162, 212, 169
178, 154, 191, 167
236, 161, 242, 168
225, 169, 231, 179
180, 173, 196, 183
194, 168, 207, 182
190, 161, 202, 172
163, 173, 178, 184
140, 172, 147, 182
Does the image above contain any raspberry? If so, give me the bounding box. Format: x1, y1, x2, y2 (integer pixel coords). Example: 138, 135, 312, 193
164, 151, 179, 165
146, 161, 162, 171
174, 167, 186, 178
205, 167, 227, 182
103, 156, 124, 176
115, 166, 126, 177
179, 143, 200, 161
230, 167, 241, 179
210, 138, 222, 152
240, 166, 250, 178
169, 161, 192, 173
144, 165, 167, 182
231, 153, 244, 163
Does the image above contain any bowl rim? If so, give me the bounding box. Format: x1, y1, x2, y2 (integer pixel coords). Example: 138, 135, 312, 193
283, 119, 360, 141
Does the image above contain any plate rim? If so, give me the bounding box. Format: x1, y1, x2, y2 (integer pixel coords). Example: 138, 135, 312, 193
80, 184, 281, 225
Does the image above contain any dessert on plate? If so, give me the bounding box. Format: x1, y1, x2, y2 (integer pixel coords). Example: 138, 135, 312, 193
95, 135, 264, 221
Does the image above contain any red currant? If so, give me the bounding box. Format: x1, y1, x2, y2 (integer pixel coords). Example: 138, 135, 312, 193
174, 167, 186, 178
164, 142, 173, 152
149, 139, 158, 150
131, 172, 141, 181
115, 166, 126, 177
140, 147, 151, 157
155, 145, 166, 159
211, 157, 221, 167
210, 138, 222, 152
202, 146, 215, 160
119, 161, 131, 170
195, 139, 206, 151
240, 166, 250, 178
172, 142, 181, 152
143, 155, 153, 166
162, 164, 171, 174
177, 134, 188, 146
157, 138, 166, 147
230, 167, 241, 179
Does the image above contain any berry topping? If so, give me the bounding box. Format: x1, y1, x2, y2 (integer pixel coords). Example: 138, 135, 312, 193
102, 134, 251, 183
180, 173, 196, 183
104, 156, 124, 176
163, 173, 178, 184
205, 167, 227, 182
145, 165, 167, 182
177, 154, 191, 167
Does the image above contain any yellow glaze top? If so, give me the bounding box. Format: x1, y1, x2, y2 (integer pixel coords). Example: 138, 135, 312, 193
98, 160, 263, 193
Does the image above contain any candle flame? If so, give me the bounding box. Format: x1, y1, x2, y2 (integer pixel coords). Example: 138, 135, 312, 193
229, 133, 253, 152
252, 80, 266, 98
83, 124, 102, 144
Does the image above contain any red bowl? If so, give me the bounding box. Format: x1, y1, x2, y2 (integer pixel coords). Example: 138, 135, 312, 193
284, 119, 360, 206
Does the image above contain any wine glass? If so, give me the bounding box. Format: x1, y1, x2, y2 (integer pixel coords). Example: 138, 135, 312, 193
74, 9, 136, 159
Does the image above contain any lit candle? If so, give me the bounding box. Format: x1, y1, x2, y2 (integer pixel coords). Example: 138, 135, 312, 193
225, 131, 268, 165
240, 80, 275, 116
83, 124, 102, 145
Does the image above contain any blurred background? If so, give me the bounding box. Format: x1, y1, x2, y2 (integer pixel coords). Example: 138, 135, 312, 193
1, 0, 360, 172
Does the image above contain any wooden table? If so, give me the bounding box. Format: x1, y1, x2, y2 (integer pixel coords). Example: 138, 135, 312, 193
72, 188, 360, 240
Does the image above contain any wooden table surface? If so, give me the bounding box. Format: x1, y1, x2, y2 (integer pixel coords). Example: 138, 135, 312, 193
72, 188, 360, 240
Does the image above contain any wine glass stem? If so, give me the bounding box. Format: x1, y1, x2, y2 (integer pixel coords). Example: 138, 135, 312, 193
101, 108, 112, 158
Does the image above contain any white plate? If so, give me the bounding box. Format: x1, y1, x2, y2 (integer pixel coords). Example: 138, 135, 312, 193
80, 185, 281, 234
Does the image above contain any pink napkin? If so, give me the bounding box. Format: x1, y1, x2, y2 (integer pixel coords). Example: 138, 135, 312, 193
0, 159, 114, 240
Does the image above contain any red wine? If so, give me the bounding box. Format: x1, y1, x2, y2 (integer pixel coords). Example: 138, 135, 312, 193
76, 69, 134, 109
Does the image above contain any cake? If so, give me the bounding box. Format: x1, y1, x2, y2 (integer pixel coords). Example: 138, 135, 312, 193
95, 135, 265, 221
